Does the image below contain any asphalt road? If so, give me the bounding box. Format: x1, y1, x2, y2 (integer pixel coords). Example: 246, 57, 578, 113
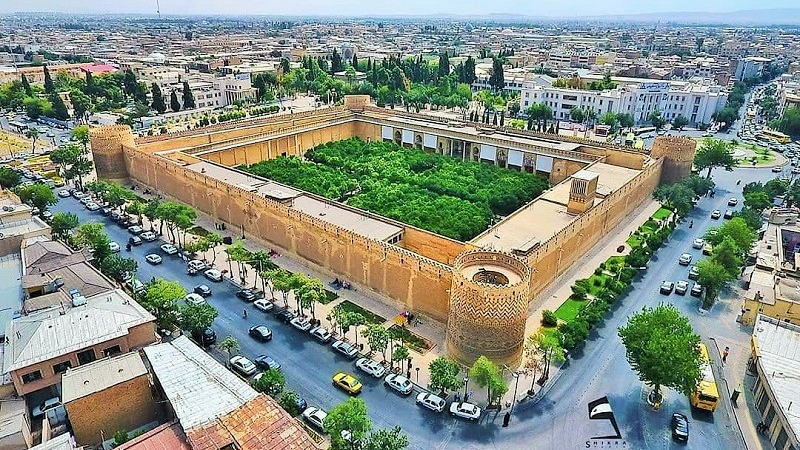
50, 162, 778, 449
0, 113, 75, 149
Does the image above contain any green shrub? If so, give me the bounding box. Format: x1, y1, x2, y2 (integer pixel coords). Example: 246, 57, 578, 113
542, 309, 558, 327
571, 283, 589, 300
594, 267, 604, 276
559, 318, 590, 350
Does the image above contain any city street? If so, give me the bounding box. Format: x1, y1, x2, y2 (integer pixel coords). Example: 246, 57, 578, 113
50, 161, 778, 449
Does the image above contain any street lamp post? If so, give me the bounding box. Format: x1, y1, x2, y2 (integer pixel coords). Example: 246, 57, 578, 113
415, 367, 420, 382
462, 376, 469, 400
510, 372, 520, 413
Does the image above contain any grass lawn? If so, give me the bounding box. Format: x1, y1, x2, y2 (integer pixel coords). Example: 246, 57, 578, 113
319, 289, 339, 305
651, 207, 673, 221
388, 325, 433, 354
626, 234, 643, 248
541, 325, 559, 339
189, 225, 211, 237
554, 297, 588, 323
337, 300, 386, 325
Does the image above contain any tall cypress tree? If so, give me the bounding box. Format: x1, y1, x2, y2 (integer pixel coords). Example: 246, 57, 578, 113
43, 65, 55, 94
50, 93, 69, 120
351, 54, 358, 70
150, 83, 166, 114
182, 81, 195, 109
84, 71, 95, 97
170, 90, 181, 112
438, 53, 450, 78
21, 74, 32, 96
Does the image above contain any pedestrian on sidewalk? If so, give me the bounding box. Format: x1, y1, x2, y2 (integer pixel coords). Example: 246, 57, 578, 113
723, 346, 730, 365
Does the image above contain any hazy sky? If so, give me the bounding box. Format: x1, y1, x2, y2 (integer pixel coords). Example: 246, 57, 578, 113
2, 0, 798, 17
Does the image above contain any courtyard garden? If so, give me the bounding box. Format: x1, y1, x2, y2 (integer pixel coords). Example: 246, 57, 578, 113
243, 138, 549, 241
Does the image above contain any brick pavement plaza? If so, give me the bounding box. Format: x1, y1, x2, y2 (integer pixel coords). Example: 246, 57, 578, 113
140, 195, 661, 407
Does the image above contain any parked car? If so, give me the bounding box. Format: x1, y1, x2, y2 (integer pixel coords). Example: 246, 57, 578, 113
690, 283, 704, 297
85, 202, 100, 211
194, 284, 212, 297
187, 260, 206, 272
198, 327, 217, 345
101, 207, 112, 215
204, 269, 223, 282
249, 325, 273, 341
728, 198, 738, 206
711, 210, 721, 219
109, 241, 120, 253
678, 253, 692, 266
692, 238, 704, 249
57, 189, 70, 198
355, 357, 387, 378
416, 392, 446, 412
659, 281, 674, 295
140, 231, 157, 241
723, 210, 733, 219
236, 289, 256, 302
185, 293, 206, 306
332, 340, 359, 359
253, 299, 274, 312
333, 372, 363, 395
229, 356, 258, 376
290, 316, 313, 331
254, 354, 281, 370
274, 308, 296, 323
688, 265, 700, 280
675, 280, 689, 295
703, 243, 713, 255
384, 373, 413, 395
773, 166, 783, 173
160, 243, 178, 255
302, 407, 327, 430
128, 236, 142, 246
127, 225, 143, 235
671, 412, 689, 442
449, 402, 481, 421
145, 254, 163, 265
32, 397, 61, 419
310, 326, 332, 343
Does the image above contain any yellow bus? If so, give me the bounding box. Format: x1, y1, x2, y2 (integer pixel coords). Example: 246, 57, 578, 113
690, 343, 720, 412
759, 129, 791, 144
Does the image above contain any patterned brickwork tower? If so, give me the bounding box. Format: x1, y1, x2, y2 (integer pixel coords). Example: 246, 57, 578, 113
89, 125, 135, 180
650, 136, 697, 185
445, 250, 531, 367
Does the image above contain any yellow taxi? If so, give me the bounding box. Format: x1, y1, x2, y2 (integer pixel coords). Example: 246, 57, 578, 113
332, 372, 362, 395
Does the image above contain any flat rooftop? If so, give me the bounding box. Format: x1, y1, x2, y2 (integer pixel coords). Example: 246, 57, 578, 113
185, 161, 404, 242
143, 335, 258, 431
0, 256, 22, 339
62, 352, 148, 403
753, 314, 800, 439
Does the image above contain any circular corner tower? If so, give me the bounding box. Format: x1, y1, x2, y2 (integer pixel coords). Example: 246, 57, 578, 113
445, 250, 531, 367
89, 125, 135, 181
650, 136, 697, 185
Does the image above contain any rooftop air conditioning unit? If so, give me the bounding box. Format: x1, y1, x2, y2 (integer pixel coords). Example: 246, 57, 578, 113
71, 295, 87, 307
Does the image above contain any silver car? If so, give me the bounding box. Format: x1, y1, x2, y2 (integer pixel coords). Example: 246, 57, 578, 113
355, 357, 387, 378
384, 373, 413, 395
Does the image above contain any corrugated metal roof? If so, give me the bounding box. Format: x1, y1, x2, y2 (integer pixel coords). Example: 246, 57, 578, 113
143, 336, 258, 431
3, 289, 155, 372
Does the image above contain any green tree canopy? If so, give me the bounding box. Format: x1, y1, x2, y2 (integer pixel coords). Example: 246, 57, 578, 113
653, 182, 694, 216
181, 302, 218, 340
363, 426, 409, 450
99, 254, 138, 282
324, 398, 372, 450
696, 258, 736, 308
15, 183, 57, 211
50, 212, 79, 241
469, 355, 507, 406
694, 139, 736, 178
618, 304, 702, 401
0, 167, 20, 189
428, 357, 462, 394
142, 279, 184, 329
252, 368, 285, 396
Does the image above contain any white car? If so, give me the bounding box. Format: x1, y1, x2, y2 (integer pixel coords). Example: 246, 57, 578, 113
229, 355, 257, 376
384, 373, 413, 395
302, 407, 327, 430
32, 397, 61, 419
85, 202, 100, 211
145, 254, 163, 265
449, 402, 482, 421
140, 231, 157, 241
290, 316, 313, 331
678, 253, 692, 266
355, 357, 387, 378
332, 340, 359, 359
310, 326, 332, 343
692, 238, 704, 249
57, 190, 70, 197
160, 243, 178, 255
416, 392, 446, 412
185, 293, 206, 306
253, 299, 274, 312
109, 241, 120, 253
204, 269, 223, 282
127, 225, 143, 235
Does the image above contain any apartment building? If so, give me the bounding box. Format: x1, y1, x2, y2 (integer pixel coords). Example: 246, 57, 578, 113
546, 48, 600, 69
736, 56, 773, 82
520, 75, 727, 125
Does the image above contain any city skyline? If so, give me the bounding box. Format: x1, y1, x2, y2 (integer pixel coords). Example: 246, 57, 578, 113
2, 0, 800, 18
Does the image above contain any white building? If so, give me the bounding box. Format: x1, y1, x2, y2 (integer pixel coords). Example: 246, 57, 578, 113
519, 75, 728, 126
736, 56, 772, 82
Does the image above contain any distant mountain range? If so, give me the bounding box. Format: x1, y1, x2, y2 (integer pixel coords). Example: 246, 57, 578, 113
560, 8, 800, 25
